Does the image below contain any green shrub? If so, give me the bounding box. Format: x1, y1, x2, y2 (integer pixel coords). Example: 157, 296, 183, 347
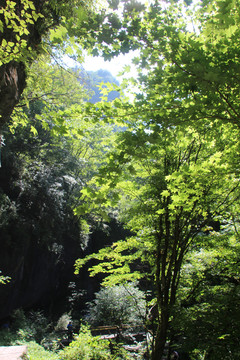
0, 309, 50, 346
55, 313, 71, 331
86, 283, 146, 329
0, 328, 15, 346
11, 309, 49, 344
27, 341, 60, 360
59, 325, 112, 360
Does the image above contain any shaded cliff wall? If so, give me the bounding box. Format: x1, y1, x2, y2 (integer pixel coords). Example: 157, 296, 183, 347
0, 206, 83, 321
0, 216, 129, 322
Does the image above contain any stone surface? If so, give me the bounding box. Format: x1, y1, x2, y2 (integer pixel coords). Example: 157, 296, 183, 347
0, 346, 27, 360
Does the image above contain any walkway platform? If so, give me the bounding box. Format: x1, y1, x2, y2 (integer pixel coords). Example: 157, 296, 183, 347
0, 345, 27, 359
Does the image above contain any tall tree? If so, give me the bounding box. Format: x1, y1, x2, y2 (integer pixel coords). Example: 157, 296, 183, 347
74, 1, 240, 358
75, 123, 239, 359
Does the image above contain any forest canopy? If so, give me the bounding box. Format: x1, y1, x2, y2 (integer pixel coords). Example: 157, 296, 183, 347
0, 0, 240, 360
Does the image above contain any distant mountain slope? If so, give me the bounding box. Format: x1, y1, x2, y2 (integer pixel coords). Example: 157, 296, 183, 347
81, 69, 120, 103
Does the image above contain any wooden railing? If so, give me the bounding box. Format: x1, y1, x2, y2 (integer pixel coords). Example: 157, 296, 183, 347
90, 324, 130, 336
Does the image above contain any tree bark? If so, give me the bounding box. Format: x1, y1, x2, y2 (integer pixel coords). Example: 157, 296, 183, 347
151, 309, 169, 360
0, 61, 26, 129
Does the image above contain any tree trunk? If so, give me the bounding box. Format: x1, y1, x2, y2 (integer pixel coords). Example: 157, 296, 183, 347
151, 310, 169, 360
0, 61, 26, 129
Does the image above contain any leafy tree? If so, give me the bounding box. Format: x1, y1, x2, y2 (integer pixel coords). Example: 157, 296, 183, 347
73, 1, 240, 358
75, 122, 239, 359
